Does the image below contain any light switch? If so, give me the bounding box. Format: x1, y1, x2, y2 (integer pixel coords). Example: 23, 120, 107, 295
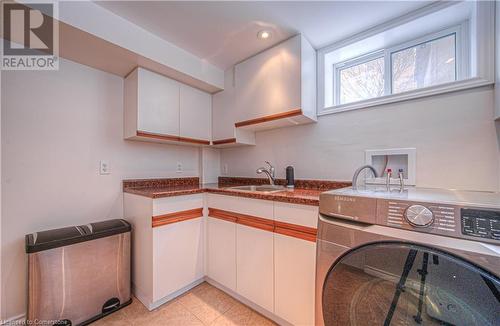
176, 162, 183, 173
100, 160, 110, 175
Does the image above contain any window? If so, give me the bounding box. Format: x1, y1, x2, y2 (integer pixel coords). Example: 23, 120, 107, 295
391, 33, 456, 94
318, 1, 495, 115
333, 28, 461, 107
337, 55, 384, 105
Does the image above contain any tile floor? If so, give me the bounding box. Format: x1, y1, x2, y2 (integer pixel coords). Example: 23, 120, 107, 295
93, 282, 277, 326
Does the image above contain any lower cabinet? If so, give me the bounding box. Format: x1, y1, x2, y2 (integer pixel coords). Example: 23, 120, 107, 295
207, 217, 236, 291
236, 224, 274, 313
127, 191, 317, 323
124, 193, 205, 310
274, 233, 316, 325
153, 217, 204, 302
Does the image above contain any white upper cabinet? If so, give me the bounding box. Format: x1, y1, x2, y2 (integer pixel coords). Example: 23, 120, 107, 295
180, 84, 212, 142
124, 67, 212, 146
233, 34, 317, 130
212, 68, 237, 141
212, 68, 256, 147
125, 68, 180, 137
235, 37, 301, 121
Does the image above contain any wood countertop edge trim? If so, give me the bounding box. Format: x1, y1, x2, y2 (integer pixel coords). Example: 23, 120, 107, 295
212, 138, 237, 145
207, 207, 317, 242
234, 109, 302, 128
152, 208, 203, 227
137, 131, 210, 145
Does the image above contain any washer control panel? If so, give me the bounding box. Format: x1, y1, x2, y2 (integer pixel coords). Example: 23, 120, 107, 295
405, 205, 434, 227
383, 201, 457, 233
461, 209, 500, 240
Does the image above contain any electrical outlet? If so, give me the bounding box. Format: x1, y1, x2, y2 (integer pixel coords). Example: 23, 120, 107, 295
100, 160, 110, 175
176, 162, 183, 173
223, 164, 228, 175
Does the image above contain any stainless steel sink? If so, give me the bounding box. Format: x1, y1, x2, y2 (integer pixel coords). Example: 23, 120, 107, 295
228, 185, 286, 193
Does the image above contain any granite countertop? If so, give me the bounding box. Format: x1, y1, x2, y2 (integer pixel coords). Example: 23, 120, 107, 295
123, 177, 351, 206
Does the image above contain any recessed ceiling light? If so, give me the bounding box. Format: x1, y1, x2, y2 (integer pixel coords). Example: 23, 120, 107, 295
257, 30, 272, 40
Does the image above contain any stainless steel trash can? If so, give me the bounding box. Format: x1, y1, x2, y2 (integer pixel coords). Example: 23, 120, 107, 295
26, 219, 132, 326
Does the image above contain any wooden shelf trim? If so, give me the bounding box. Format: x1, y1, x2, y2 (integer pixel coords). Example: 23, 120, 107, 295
152, 208, 203, 227
234, 109, 302, 128
212, 138, 237, 145
208, 207, 317, 242
137, 131, 210, 145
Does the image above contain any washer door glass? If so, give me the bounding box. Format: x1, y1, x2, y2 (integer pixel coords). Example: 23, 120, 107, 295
322, 242, 499, 326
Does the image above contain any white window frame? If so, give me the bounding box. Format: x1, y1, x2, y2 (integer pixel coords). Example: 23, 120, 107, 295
332, 24, 467, 107
318, 1, 495, 116
334, 50, 385, 106
388, 24, 467, 95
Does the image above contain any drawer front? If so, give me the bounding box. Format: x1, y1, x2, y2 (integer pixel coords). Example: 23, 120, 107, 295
153, 194, 203, 216
274, 202, 319, 228
207, 194, 273, 219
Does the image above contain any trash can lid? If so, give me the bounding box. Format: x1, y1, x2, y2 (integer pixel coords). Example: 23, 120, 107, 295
26, 219, 131, 253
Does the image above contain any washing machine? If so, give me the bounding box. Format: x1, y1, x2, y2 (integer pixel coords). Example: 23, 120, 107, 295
316, 186, 500, 326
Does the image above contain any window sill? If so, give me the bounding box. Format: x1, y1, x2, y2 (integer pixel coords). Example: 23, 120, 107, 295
318, 78, 493, 116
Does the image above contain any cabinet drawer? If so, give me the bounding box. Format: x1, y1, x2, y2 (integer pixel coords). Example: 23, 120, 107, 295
207, 194, 273, 219
274, 202, 318, 228
153, 194, 203, 216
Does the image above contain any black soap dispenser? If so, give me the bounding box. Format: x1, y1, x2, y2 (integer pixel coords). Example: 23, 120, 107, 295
286, 166, 295, 189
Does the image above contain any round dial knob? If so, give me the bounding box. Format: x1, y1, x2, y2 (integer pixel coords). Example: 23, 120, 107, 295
405, 205, 434, 227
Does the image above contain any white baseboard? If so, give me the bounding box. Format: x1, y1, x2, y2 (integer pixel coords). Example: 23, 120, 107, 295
133, 278, 205, 311
205, 277, 291, 326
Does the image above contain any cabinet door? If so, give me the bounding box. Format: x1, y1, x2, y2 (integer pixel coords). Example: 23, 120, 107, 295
212, 68, 236, 141
153, 217, 204, 302
207, 217, 236, 291
137, 68, 180, 136
236, 224, 274, 312
180, 84, 211, 141
234, 36, 301, 122
274, 233, 316, 325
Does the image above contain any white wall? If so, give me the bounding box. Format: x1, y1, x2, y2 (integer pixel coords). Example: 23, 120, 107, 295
495, 0, 500, 120
0, 69, 3, 319
221, 86, 500, 192
1, 59, 200, 320
200, 147, 221, 184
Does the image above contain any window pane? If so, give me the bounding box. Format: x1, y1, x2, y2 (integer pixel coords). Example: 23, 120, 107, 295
392, 34, 456, 94
339, 57, 385, 105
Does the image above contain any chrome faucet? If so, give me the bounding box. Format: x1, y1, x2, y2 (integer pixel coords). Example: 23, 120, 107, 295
257, 161, 276, 185
352, 165, 379, 190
